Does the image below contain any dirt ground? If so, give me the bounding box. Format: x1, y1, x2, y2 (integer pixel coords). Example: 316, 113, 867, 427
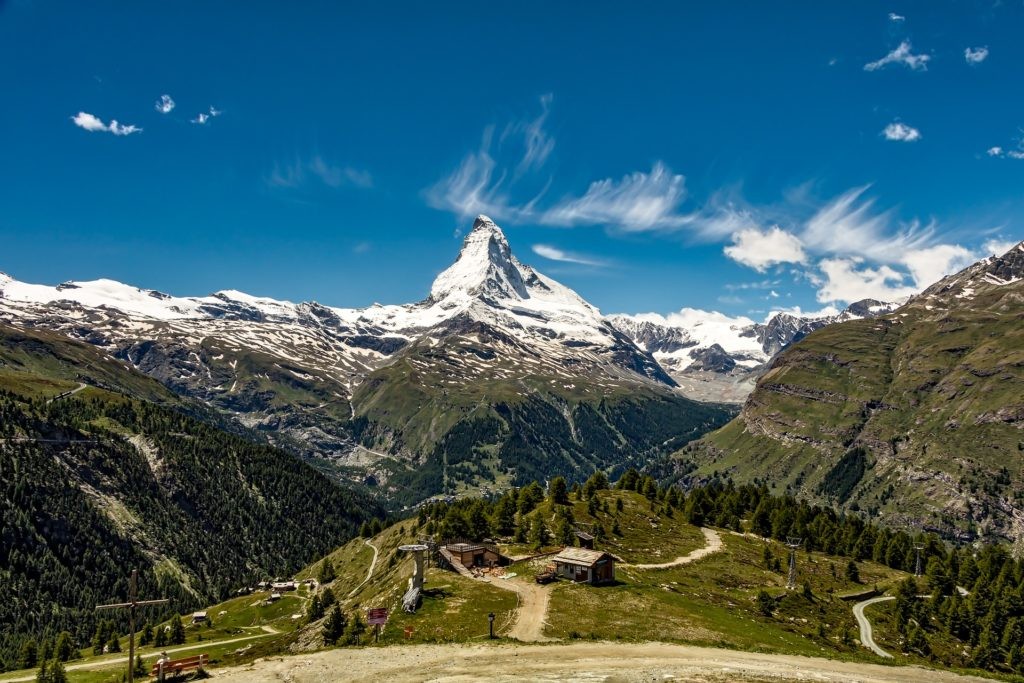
210, 641, 994, 682
487, 577, 552, 642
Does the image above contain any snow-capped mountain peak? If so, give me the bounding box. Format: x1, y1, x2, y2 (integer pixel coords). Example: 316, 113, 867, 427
430, 215, 530, 302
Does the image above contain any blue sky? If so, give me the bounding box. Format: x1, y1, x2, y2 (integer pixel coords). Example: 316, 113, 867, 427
1, 1, 1022, 320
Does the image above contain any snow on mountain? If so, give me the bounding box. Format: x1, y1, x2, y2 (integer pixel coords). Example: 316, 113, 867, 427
609, 298, 898, 402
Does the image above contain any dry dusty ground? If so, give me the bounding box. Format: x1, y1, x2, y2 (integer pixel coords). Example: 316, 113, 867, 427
210, 641, 994, 682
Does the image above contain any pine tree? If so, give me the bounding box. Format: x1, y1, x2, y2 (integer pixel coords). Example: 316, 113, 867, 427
307, 593, 325, 623
529, 516, 549, 550
53, 633, 73, 663
555, 514, 574, 546
343, 612, 366, 645
133, 655, 146, 677
757, 591, 774, 617
169, 618, 186, 646
548, 477, 569, 505
50, 659, 68, 683
106, 634, 121, 653
139, 623, 153, 647
20, 638, 38, 669
34, 658, 47, 683
154, 626, 166, 648
845, 560, 860, 584
322, 605, 347, 645
317, 559, 336, 584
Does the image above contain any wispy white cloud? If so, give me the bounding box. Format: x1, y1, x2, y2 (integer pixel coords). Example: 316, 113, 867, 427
267, 155, 372, 190
801, 186, 934, 262
70, 111, 142, 136
723, 226, 807, 272
964, 46, 989, 65
882, 121, 921, 142
540, 162, 689, 232
864, 41, 931, 71
426, 97, 554, 222
191, 106, 222, 125
888, 12, 906, 22
503, 93, 555, 176
724, 279, 780, 291
155, 94, 175, 114
531, 244, 606, 267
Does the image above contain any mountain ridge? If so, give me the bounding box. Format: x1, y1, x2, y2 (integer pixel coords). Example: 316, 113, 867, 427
675, 241, 1024, 543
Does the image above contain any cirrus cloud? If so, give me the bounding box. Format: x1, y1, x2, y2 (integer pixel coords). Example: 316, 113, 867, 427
531, 244, 607, 267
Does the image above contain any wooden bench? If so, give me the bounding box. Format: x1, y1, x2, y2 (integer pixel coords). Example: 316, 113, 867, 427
150, 654, 208, 678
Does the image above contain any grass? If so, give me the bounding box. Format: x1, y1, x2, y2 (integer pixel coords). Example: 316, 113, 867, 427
545, 530, 903, 660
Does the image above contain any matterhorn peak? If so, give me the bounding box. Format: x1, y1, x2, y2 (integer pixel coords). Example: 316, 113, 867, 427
430, 216, 528, 301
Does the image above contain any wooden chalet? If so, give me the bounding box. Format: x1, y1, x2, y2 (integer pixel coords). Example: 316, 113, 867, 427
440, 542, 509, 570
552, 547, 615, 585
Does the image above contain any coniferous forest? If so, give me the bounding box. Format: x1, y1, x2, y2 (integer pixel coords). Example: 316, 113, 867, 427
0, 389, 381, 670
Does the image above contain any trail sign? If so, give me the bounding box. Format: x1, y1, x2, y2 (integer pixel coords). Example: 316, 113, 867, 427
367, 607, 389, 625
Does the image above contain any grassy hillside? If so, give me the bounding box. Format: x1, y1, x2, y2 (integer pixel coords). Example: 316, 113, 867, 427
681, 262, 1024, 543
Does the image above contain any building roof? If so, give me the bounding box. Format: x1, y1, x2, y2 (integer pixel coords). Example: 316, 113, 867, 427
574, 530, 594, 541
446, 543, 485, 553
552, 547, 613, 567
192, 611, 207, 618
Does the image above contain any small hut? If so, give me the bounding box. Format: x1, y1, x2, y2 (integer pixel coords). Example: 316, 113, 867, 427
552, 548, 615, 585
574, 530, 595, 549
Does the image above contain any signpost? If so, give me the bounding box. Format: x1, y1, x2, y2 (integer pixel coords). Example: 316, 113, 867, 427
367, 607, 389, 643
95, 569, 169, 683
488, 612, 495, 639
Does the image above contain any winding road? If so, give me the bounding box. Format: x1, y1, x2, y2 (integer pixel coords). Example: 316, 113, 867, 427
622, 527, 723, 569
45, 382, 87, 404
347, 538, 380, 598
853, 595, 895, 658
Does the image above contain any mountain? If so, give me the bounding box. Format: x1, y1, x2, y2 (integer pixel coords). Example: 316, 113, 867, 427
609, 300, 897, 403
674, 242, 1024, 543
0, 217, 734, 503
0, 323, 382, 667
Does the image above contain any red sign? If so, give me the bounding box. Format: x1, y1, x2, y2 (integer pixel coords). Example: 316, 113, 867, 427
367, 607, 389, 625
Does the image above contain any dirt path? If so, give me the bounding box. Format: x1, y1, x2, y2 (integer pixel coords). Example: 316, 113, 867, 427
623, 527, 723, 569
45, 382, 87, 404
854, 595, 896, 658
208, 640, 993, 682
347, 539, 379, 598
487, 577, 553, 642
2, 630, 278, 682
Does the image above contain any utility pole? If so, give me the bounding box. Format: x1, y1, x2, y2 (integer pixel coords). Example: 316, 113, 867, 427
913, 543, 926, 577
785, 537, 802, 590
96, 569, 169, 683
